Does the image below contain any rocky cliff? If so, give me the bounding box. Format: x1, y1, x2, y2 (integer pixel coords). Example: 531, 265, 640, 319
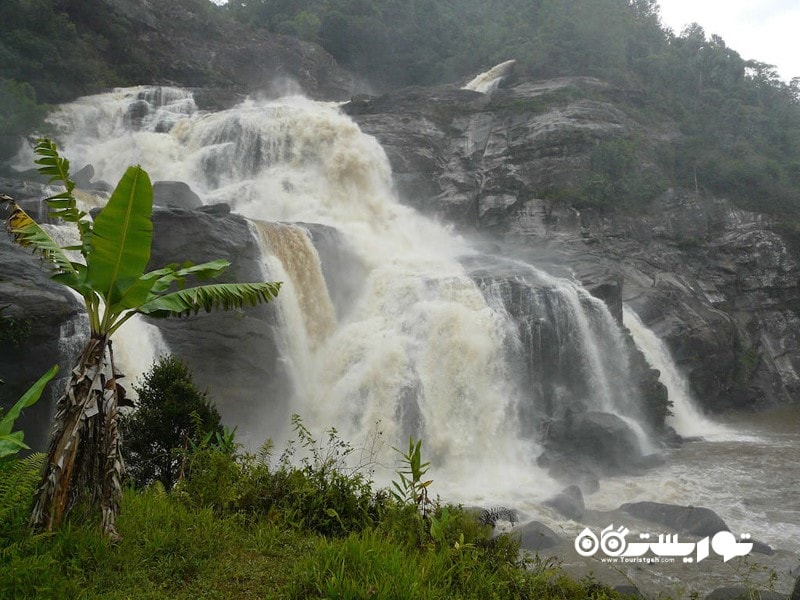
346, 76, 800, 412
101, 0, 353, 102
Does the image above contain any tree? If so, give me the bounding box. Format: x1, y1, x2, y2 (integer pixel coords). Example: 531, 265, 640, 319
121, 355, 222, 491
0, 139, 281, 539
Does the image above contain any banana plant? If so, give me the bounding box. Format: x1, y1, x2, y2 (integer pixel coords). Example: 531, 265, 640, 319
1, 139, 281, 539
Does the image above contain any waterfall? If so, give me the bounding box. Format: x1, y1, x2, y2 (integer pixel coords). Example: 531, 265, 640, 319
254, 221, 337, 348
42, 86, 668, 503
463, 59, 517, 94
112, 316, 170, 395
473, 260, 656, 455
623, 306, 732, 439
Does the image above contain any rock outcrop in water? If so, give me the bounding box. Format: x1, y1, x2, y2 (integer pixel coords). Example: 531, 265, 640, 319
347, 77, 800, 412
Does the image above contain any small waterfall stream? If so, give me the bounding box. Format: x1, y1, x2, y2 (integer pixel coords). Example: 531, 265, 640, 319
623, 306, 732, 439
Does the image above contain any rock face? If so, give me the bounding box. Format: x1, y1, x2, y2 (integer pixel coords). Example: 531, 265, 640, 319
97, 0, 353, 100
0, 182, 87, 449
145, 206, 291, 443
351, 77, 800, 412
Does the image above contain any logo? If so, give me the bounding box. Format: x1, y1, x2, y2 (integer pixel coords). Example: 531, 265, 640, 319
574, 525, 753, 563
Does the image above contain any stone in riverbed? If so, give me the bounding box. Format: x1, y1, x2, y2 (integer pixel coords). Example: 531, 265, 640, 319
620, 501, 729, 537
153, 180, 203, 210
511, 520, 562, 552
544, 485, 585, 520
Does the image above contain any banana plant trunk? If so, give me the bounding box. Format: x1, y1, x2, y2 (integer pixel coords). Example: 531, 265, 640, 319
30, 335, 126, 541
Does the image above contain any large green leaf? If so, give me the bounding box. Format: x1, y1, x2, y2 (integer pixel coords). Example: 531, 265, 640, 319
113, 259, 233, 312
1, 195, 80, 279
137, 282, 282, 318
87, 166, 153, 305
0, 431, 29, 458
0, 365, 59, 437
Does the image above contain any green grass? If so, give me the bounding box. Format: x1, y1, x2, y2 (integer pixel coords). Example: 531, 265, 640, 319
0, 441, 629, 599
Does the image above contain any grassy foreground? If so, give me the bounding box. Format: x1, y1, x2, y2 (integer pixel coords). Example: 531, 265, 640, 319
0, 437, 628, 599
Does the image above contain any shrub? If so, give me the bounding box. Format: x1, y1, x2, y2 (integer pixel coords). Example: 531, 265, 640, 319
120, 355, 223, 490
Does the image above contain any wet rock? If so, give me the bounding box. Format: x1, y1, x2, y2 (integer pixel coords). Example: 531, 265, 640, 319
587, 279, 623, 325
614, 585, 646, 599
197, 203, 231, 215
544, 411, 647, 475
705, 587, 784, 600
153, 180, 203, 209
544, 485, 585, 520
749, 539, 774, 556
0, 233, 85, 449
620, 502, 729, 537
301, 223, 367, 321
512, 521, 562, 552
72, 164, 95, 189
147, 207, 291, 440
124, 99, 150, 130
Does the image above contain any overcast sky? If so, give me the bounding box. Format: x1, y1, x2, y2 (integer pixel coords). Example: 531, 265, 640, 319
657, 0, 799, 81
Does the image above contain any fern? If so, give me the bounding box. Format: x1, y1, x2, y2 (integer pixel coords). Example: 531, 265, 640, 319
0, 454, 45, 535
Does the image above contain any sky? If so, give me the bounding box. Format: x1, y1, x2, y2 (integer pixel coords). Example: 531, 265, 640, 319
657, 0, 799, 81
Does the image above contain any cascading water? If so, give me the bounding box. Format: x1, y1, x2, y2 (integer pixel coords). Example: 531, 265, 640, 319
40, 86, 659, 505
472, 260, 656, 455
623, 306, 732, 439
462, 59, 517, 94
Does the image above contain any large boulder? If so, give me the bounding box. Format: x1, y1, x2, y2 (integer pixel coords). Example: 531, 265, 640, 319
544, 485, 585, 520
512, 521, 563, 552
542, 411, 656, 476
153, 180, 203, 210
145, 206, 290, 444
620, 501, 729, 537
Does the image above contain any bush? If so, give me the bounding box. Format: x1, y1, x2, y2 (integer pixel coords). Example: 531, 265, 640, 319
175, 415, 385, 537
120, 355, 223, 490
